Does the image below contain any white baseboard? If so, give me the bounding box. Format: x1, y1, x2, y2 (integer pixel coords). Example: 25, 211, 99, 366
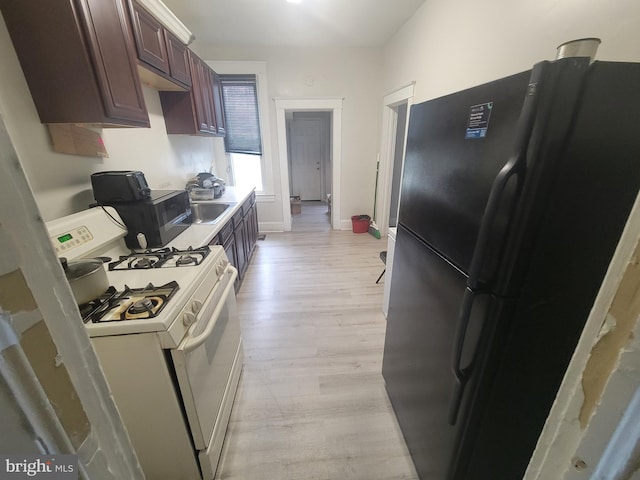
340, 219, 352, 230
259, 220, 365, 232
258, 221, 284, 232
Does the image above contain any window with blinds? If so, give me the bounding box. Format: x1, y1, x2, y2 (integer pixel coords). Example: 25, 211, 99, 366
220, 74, 263, 155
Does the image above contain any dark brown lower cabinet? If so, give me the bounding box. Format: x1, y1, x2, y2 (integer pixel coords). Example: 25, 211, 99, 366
223, 238, 239, 291
232, 209, 248, 289
244, 194, 258, 259
208, 193, 259, 292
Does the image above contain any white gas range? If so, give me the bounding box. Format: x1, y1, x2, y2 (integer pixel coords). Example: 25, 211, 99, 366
46, 206, 243, 480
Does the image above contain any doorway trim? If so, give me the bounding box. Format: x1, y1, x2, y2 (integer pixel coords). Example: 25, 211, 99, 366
377, 83, 415, 236
275, 98, 343, 231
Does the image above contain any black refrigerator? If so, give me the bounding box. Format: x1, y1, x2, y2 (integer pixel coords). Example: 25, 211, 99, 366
382, 57, 640, 480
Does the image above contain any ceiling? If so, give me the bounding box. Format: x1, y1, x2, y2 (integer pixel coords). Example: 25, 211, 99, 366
160, 0, 426, 48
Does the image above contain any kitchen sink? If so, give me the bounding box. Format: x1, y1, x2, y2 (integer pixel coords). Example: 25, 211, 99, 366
190, 202, 233, 224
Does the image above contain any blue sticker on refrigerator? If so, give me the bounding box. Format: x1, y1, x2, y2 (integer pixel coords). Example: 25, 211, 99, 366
465, 102, 493, 139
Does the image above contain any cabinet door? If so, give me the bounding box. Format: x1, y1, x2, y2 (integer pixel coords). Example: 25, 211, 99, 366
233, 214, 247, 279
211, 71, 226, 136
0, 0, 149, 126
189, 53, 210, 133
242, 200, 257, 259
201, 68, 216, 134
249, 203, 259, 251
243, 210, 253, 259
80, 0, 149, 125
129, 2, 169, 74
223, 236, 240, 292
165, 31, 191, 87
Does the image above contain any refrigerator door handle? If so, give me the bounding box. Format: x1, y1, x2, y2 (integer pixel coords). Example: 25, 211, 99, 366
467, 62, 547, 291
449, 288, 489, 425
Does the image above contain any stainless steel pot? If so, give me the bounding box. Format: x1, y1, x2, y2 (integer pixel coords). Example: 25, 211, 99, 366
61, 257, 109, 305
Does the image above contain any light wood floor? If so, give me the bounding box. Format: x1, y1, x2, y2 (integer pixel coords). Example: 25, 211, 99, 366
215, 202, 418, 479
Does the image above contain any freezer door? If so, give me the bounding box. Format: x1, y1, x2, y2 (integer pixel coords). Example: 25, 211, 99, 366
399, 70, 531, 273
383, 225, 485, 478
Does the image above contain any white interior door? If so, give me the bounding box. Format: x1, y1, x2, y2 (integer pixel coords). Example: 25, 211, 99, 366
290, 117, 324, 201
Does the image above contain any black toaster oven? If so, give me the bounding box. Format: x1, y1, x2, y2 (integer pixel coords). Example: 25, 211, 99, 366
91, 170, 151, 203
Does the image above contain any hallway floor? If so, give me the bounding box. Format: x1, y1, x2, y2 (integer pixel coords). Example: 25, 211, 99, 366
214, 207, 418, 479
291, 200, 332, 233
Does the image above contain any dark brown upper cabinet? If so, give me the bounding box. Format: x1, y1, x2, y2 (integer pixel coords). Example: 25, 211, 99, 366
165, 31, 191, 87
160, 51, 225, 137
128, 1, 191, 91
0, 0, 149, 127
193, 54, 216, 133
211, 71, 226, 136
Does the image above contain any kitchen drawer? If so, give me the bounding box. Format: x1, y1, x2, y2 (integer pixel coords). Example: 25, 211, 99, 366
217, 220, 234, 245
241, 197, 254, 216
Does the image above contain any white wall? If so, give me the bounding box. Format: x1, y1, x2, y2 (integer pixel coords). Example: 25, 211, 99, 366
0, 14, 222, 222
383, 0, 640, 103
196, 44, 383, 229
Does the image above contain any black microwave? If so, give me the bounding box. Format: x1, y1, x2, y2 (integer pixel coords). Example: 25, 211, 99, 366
109, 190, 192, 249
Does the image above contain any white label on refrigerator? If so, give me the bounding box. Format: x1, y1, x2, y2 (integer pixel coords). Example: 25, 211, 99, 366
465, 102, 493, 139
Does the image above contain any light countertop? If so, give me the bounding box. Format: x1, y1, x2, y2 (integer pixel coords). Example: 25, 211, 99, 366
168, 186, 254, 249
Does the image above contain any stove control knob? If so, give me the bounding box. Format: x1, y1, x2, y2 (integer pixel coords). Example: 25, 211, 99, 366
216, 263, 225, 275
183, 311, 196, 327
191, 300, 203, 314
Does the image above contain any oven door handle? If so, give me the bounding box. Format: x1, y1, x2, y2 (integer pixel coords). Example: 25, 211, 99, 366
181, 265, 238, 353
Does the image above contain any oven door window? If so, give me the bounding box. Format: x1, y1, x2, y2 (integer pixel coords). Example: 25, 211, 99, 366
170, 270, 240, 450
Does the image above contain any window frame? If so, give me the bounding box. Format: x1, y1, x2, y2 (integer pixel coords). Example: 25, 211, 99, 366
206, 61, 274, 199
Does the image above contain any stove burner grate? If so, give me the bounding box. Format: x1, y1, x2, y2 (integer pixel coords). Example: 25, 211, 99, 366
79, 286, 118, 324
109, 246, 210, 271
80, 281, 180, 323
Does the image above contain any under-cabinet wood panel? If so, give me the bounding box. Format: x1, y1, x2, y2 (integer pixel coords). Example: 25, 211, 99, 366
159, 51, 225, 136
